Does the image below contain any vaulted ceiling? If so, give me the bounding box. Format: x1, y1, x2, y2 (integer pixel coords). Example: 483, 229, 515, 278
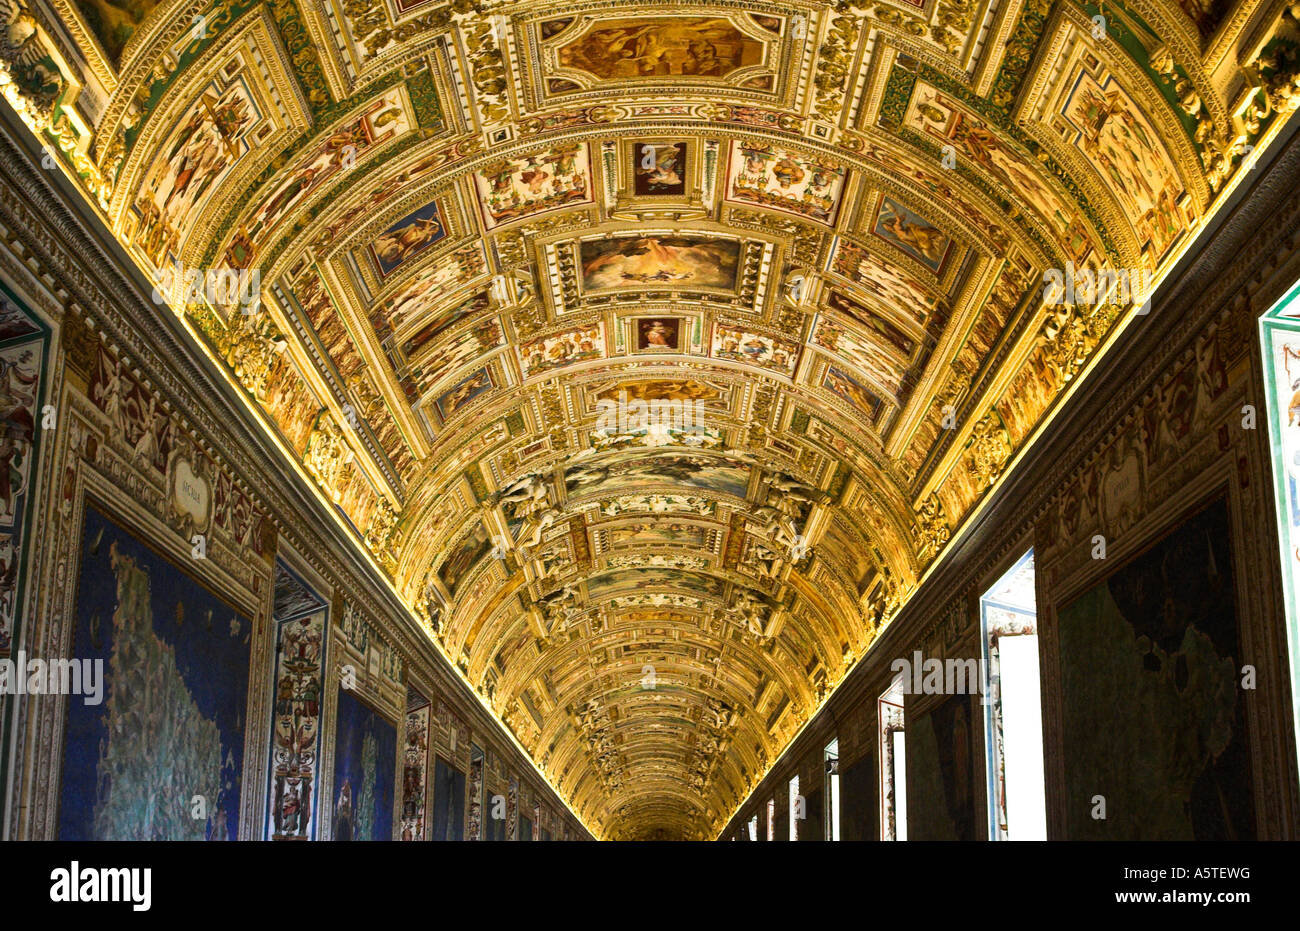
5, 0, 1300, 838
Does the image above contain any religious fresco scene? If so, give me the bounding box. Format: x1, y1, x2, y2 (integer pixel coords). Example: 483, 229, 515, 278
0, 0, 1298, 868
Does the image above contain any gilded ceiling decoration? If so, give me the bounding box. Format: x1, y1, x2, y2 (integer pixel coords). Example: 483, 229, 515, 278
4, 0, 1299, 839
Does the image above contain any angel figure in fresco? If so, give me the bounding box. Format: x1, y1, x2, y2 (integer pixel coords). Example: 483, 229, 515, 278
297, 675, 320, 718
284, 617, 322, 665
1099, 145, 1155, 205
549, 143, 585, 183
1073, 83, 1154, 153
274, 672, 297, 716
1112, 100, 1158, 155
373, 217, 442, 268
158, 93, 248, 214
641, 146, 682, 190
878, 200, 948, 266
439, 370, 492, 418
583, 236, 736, 289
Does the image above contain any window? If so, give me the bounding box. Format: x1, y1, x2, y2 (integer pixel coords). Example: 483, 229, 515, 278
788, 775, 800, 841
980, 550, 1046, 840
879, 674, 906, 840
766, 798, 775, 841
824, 738, 841, 840
747, 814, 758, 841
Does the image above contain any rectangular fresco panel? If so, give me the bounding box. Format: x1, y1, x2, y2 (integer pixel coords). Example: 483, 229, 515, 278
634, 317, 680, 351
59, 503, 252, 840
580, 236, 740, 291
823, 366, 883, 419
707, 323, 795, 374
432, 367, 493, 423
368, 200, 446, 276
331, 688, 398, 841
633, 142, 687, 196
1057, 497, 1254, 839
555, 17, 765, 80
905, 84, 1082, 249
519, 323, 604, 376
595, 379, 720, 406
133, 78, 260, 267
398, 291, 492, 357
606, 524, 707, 548
813, 315, 905, 396
726, 142, 845, 225
1057, 67, 1187, 260
586, 568, 725, 601
412, 321, 503, 393
711, 325, 798, 376
380, 247, 484, 331
474, 144, 591, 230
872, 196, 951, 272
566, 452, 750, 499
438, 520, 492, 598
825, 291, 917, 357
829, 239, 936, 325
